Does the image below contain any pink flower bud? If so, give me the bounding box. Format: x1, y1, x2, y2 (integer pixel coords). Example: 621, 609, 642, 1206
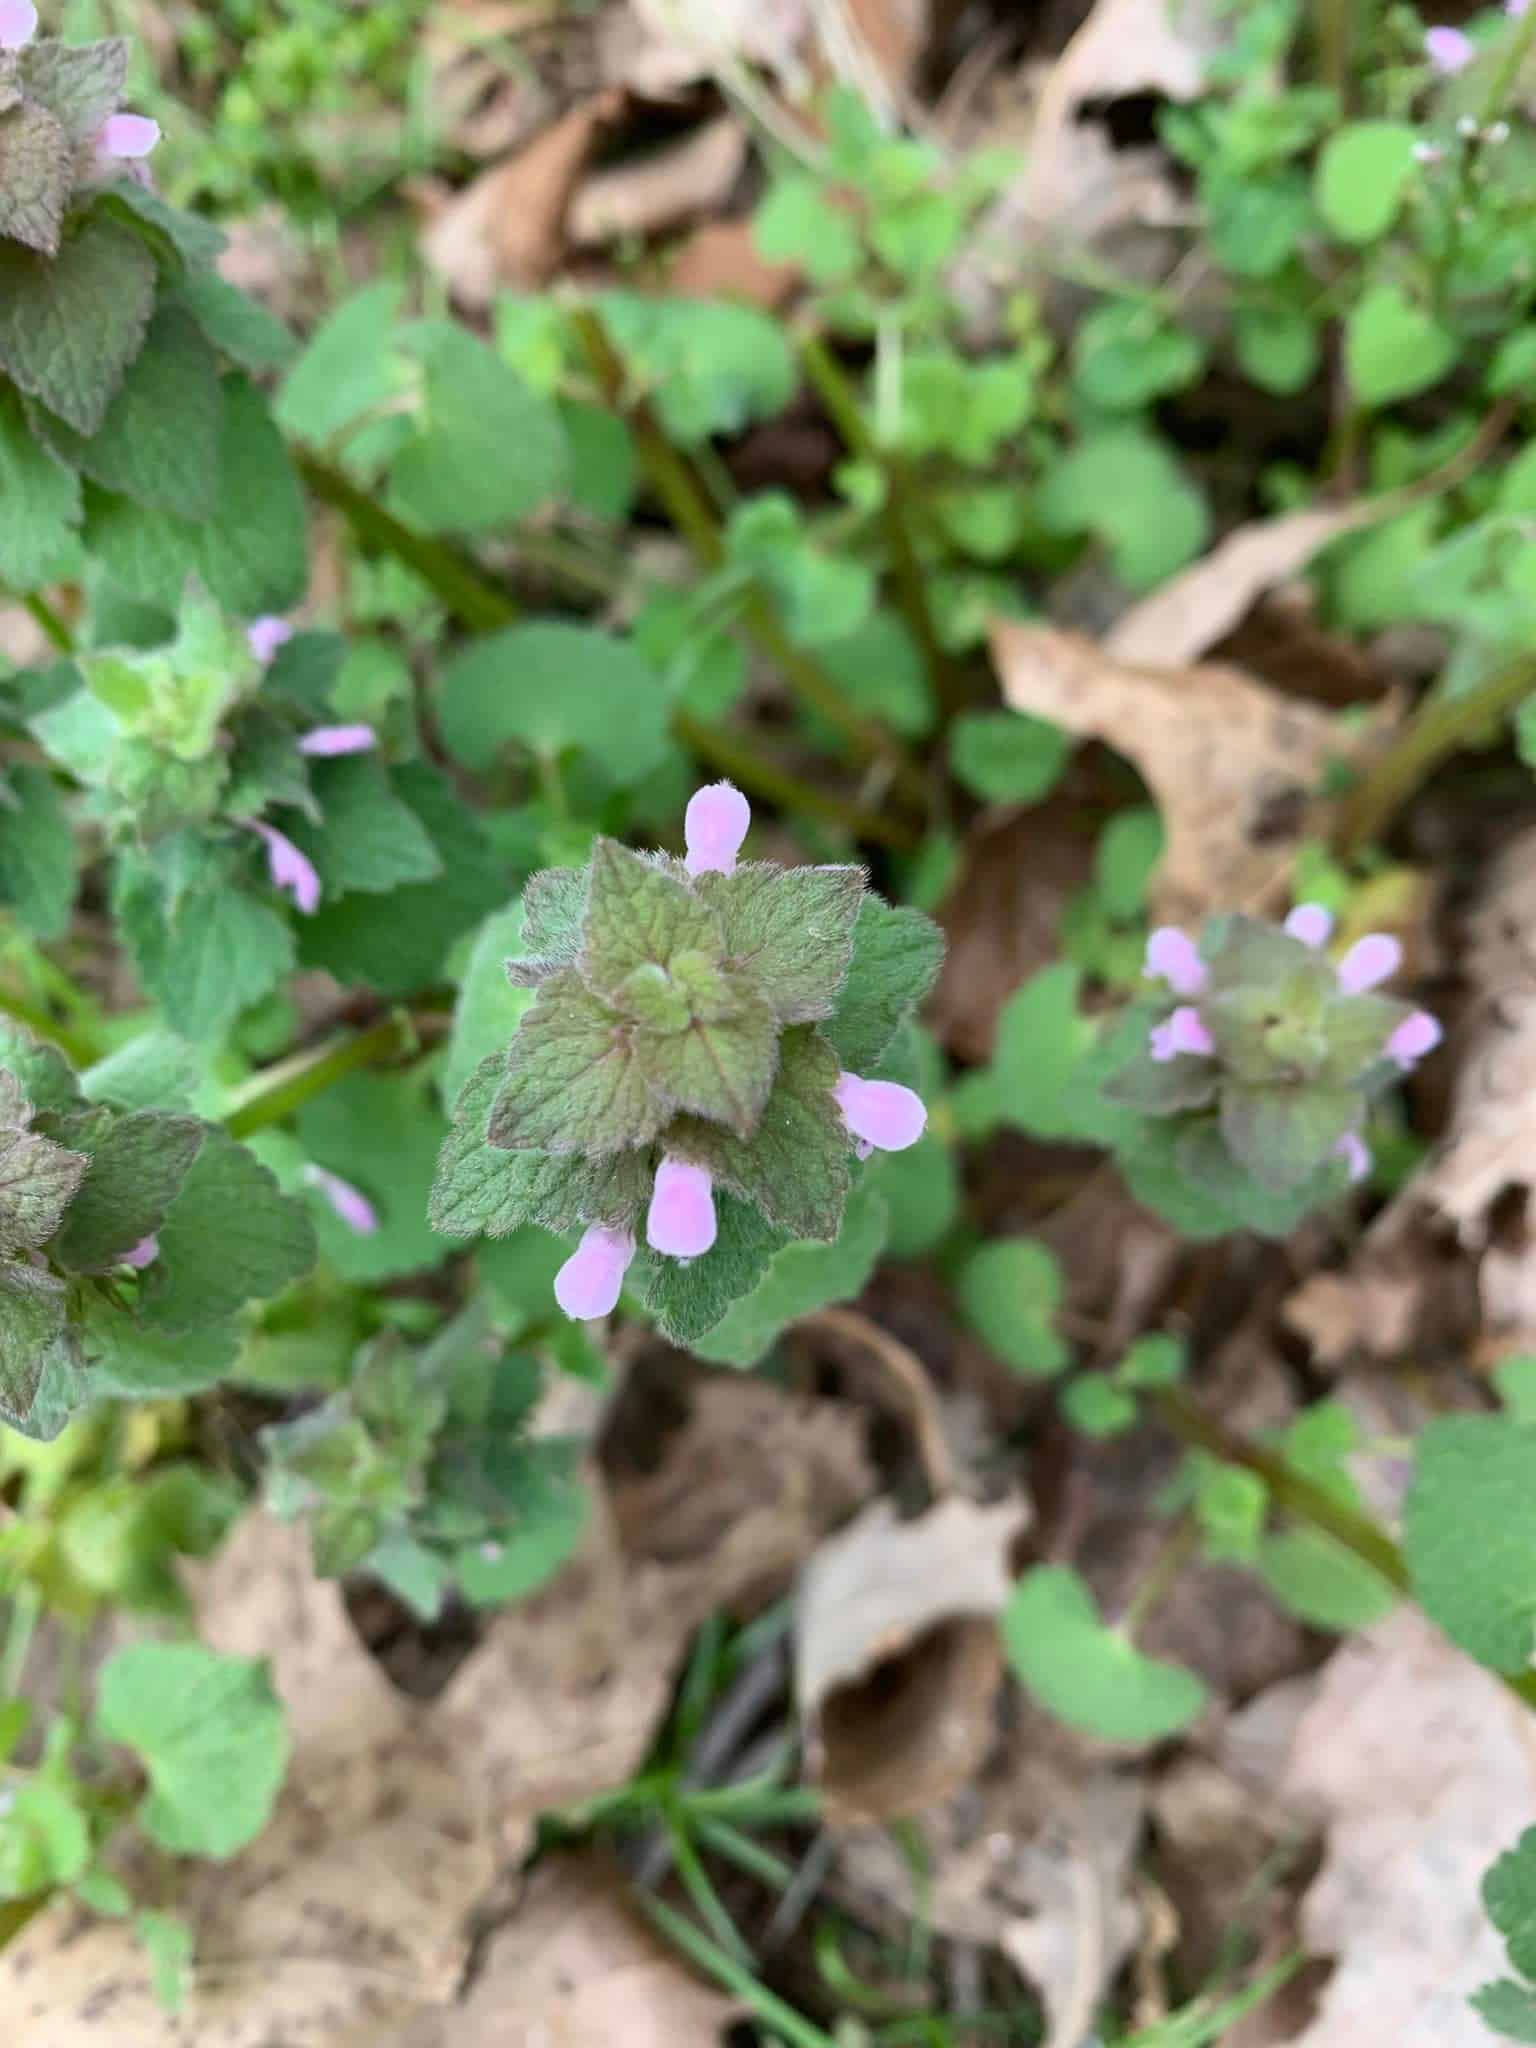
684, 782, 751, 877
303, 1164, 379, 1235
248, 820, 321, 915
96, 113, 161, 159
554, 1224, 635, 1319
297, 724, 377, 758
247, 616, 294, 666
1337, 933, 1401, 995
833, 1073, 927, 1158
1335, 1131, 1372, 1184
0, 1, 37, 50
1511, 0, 1530, 17
1284, 903, 1334, 948
122, 1234, 158, 1269
1386, 1009, 1442, 1069
1425, 25, 1475, 73
1149, 1004, 1215, 1063
1144, 927, 1207, 997
646, 1158, 717, 1258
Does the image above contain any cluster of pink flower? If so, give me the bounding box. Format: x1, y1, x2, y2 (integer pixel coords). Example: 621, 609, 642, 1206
1426, 0, 1529, 74
1144, 906, 1441, 1184
0, 2, 159, 168
554, 783, 927, 1321
242, 617, 376, 918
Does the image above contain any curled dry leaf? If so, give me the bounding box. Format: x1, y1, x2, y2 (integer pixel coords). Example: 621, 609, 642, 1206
795, 1493, 1027, 1823
603, 1362, 875, 1619
569, 116, 749, 248
421, 91, 623, 309
988, 622, 1380, 926
394, 1854, 737, 2048
1273, 1609, 1536, 2046
831, 1703, 1144, 2047
1004, 0, 1224, 247
1105, 506, 1375, 670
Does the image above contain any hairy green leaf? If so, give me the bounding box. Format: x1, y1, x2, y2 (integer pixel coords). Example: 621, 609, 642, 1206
115, 861, 295, 1044
0, 765, 78, 940
490, 968, 661, 1155
0, 1259, 71, 1431
666, 1025, 850, 1238
691, 1185, 887, 1365
824, 895, 944, 1074
695, 863, 864, 1025
0, 100, 71, 255
52, 1111, 204, 1272
19, 36, 128, 143
582, 839, 724, 992
1405, 1417, 1536, 1674
0, 385, 79, 590
632, 1190, 788, 1348
140, 1126, 315, 1333
0, 218, 156, 434
0, 1069, 85, 1252
41, 302, 223, 520
286, 755, 442, 896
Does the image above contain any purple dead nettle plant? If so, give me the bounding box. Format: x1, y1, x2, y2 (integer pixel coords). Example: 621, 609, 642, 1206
0, 5, 162, 249
430, 785, 947, 1341
1108, 904, 1442, 1193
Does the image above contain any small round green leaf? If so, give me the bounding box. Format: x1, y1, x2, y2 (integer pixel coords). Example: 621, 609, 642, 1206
1315, 122, 1418, 243
1002, 1564, 1208, 1744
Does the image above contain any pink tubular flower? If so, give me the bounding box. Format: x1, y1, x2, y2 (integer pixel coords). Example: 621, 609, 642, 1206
1386, 1009, 1442, 1069
1149, 1004, 1216, 1064
684, 782, 751, 877
1285, 903, 1334, 948
247, 616, 294, 666
554, 1225, 635, 1319
833, 1073, 927, 1158
646, 1158, 717, 1258
248, 820, 320, 915
0, 0, 36, 50
302, 1164, 379, 1235
1425, 25, 1476, 73
96, 113, 160, 159
297, 724, 376, 758
1511, 0, 1531, 17
1144, 927, 1207, 998
122, 1234, 158, 1269
1335, 1131, 1372, 1185
1336, 933, 1402, 995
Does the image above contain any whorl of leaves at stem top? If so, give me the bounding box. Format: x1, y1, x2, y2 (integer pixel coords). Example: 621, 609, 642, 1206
430, 784, 945, 1343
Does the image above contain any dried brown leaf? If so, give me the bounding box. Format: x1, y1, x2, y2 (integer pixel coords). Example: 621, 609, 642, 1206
831, 1705, 1144, 2042
421, 91, 623, 308
1105, 507, 1373, 670
569, 117, 748, 247
670, 218, 801, 307
0, 1364, 870, 2043
987, 622, 1377, 925
396, 1855, 737, 2048
795, 1494, 1027, 1823
1, 1519, 495, 2047
1274, 1609, 1536, 2046
1009, 0, 1224, 244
